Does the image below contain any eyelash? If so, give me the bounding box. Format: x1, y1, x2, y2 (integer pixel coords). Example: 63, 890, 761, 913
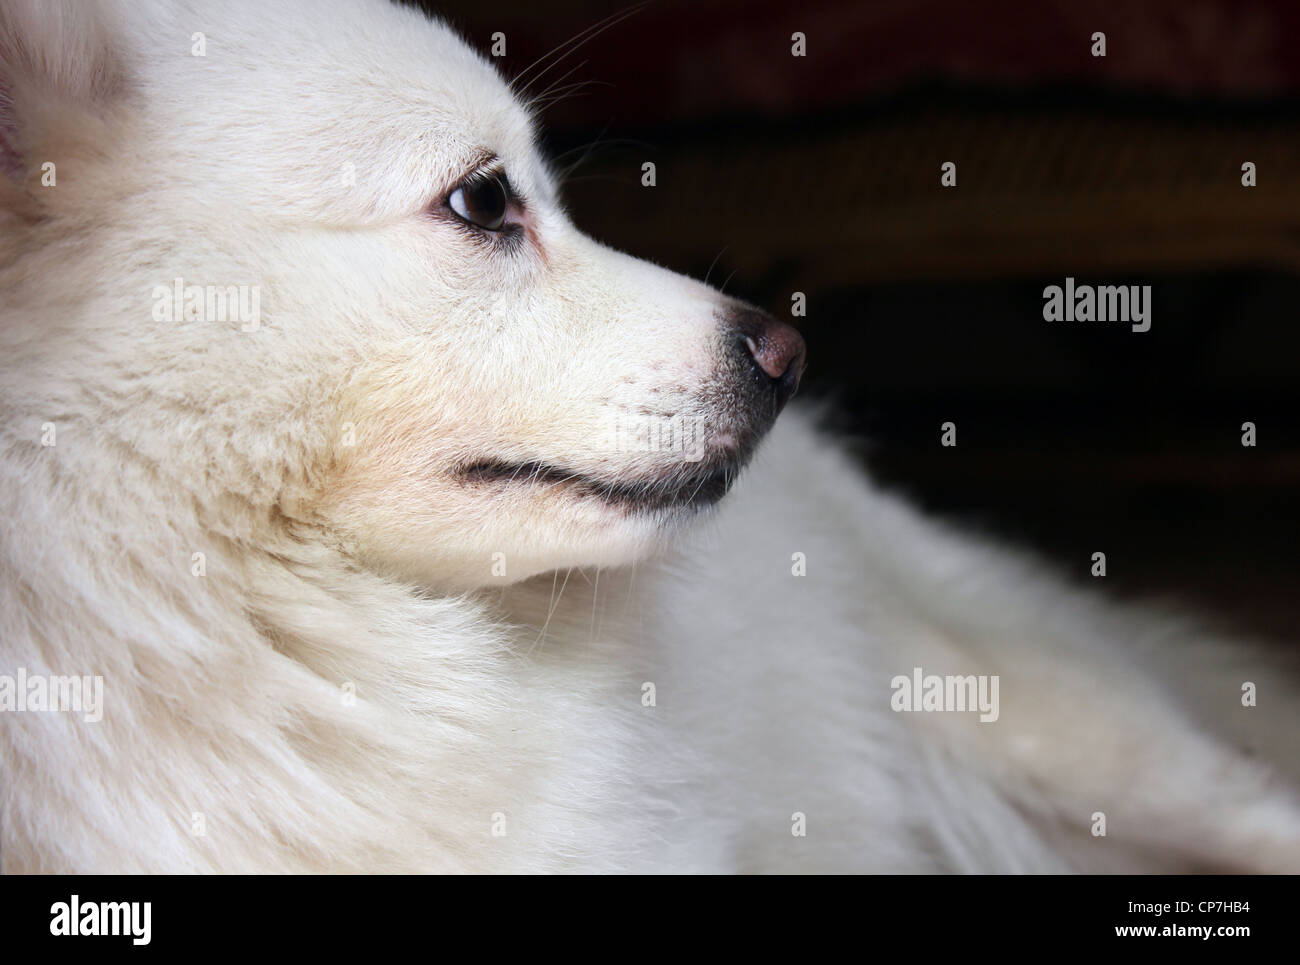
446, 215, 525, 253
462, 168, 510, 194
454, 222, 525, 255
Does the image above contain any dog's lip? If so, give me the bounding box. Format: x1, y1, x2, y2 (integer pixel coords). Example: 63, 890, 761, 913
458, 458, 740, 510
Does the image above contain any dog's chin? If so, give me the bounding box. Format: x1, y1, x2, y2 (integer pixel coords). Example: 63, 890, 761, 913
460, 456, 744, 514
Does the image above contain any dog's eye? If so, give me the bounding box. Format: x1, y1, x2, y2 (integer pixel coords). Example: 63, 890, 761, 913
448, 174, 508, 231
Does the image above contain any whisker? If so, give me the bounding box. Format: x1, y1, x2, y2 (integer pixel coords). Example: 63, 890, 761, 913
704, 245, 729, 287
557, 118, 614, 185
528, 60, 609, 109
526, 59, 590, 111
510, 2, 650, 102
548, 134, 643, 165
529, 566, 573, 657
530, 88, 599, 115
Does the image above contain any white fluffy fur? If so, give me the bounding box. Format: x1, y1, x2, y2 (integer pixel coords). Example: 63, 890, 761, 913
1, 0, 1297, 873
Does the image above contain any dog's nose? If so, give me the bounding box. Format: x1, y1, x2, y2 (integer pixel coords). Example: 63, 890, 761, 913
730, 307, 806, 410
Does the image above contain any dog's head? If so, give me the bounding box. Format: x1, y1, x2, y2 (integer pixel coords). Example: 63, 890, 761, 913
0, 0, 803, 589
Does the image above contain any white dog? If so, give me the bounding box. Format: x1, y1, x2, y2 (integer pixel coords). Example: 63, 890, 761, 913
1, 0, 1297, 873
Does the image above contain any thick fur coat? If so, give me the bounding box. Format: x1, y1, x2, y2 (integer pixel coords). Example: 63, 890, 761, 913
1, 0, 1297, 872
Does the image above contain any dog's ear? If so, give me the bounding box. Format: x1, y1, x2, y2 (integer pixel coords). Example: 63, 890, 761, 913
0, 0, 126, 217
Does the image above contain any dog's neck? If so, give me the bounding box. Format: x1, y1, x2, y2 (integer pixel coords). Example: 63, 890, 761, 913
0, 448, 659, 870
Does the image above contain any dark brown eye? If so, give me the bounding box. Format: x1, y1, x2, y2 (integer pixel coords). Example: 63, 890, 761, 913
448, 173, 508, 231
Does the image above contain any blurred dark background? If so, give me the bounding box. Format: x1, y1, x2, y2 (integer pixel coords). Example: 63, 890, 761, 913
416, 0, 1299, 640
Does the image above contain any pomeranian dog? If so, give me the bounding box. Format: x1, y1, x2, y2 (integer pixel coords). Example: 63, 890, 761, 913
1, 0, 1297, 872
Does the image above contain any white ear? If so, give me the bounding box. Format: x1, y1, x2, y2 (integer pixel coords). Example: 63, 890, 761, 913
0, 0, 124, 205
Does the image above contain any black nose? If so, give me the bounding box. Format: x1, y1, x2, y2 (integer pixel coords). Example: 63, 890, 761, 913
729, 307, 806, 413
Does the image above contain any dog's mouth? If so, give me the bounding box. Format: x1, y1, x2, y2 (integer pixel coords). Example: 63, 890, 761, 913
459, 457, 741, 511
